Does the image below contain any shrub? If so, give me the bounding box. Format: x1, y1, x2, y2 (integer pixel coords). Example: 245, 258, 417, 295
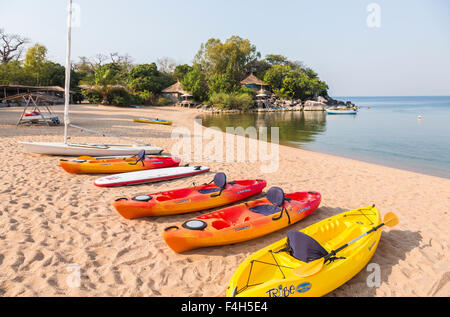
82, 88, 102, 104
156, 97, 172, 106
238, 86, 255, 97
209, 92, 254, 110
137, 90, 155, 105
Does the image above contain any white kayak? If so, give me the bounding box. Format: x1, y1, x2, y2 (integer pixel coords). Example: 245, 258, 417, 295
94, 166, 210, 187
19, 141, 163, 156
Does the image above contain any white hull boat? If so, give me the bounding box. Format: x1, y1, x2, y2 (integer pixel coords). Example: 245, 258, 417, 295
326, 109, 357, 115
20, 1, 163, 158
19, 142, 163, 156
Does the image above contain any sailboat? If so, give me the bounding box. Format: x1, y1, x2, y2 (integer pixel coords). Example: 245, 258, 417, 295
20, 0, 163, 156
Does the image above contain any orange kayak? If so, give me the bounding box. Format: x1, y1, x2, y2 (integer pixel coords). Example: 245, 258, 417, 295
59, 155, 181, 174
163, 187, 321, 253
113, 173, 267, 219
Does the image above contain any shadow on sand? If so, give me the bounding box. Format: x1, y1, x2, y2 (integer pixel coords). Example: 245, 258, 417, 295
327, 229, 422, 297
149, 204, 423, 297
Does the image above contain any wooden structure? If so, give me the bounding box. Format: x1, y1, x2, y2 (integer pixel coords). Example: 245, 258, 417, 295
0, 85, 74, 104
2, 93, 62, 126
161, 81, 190, 102
240, 74, 271, 93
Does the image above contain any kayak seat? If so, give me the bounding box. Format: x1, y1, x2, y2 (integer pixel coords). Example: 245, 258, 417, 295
197, 181, 236, 195
249, 204, 281, 216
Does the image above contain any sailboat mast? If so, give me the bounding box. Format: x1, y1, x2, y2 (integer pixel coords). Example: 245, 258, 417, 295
63, 0, 73, 144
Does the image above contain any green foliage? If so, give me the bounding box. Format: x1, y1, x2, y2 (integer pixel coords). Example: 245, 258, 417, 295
209, 92, 254, 110
82, 85, 139, 107
156, 96, 172, 106
265, 54, 290, 66
23, 43, 49, 85
0, 31, 330, 105
24, 44, 47, 70
128, 63, 173, 94
181, 66, 208, 101
238, 86, 256, 97
264, 63, 328, 100
194, 36, 260, 87
0, 61, 34, 85
263, 65, 291, 91
137, 90, 155, 105
108, 88, 136, 107
173, 64, 193, 81
94, 63, 126, 86
207, 73, 236, 94
248, 59, 272, 81
82, 88, 103, 104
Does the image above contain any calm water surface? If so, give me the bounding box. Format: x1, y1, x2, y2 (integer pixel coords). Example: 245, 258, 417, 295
200, 96, 450, 179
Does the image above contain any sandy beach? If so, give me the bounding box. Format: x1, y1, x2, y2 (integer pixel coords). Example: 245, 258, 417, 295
0, 103, 449, 297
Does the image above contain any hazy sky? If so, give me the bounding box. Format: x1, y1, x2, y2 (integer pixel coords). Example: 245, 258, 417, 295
1, 0, 449, 96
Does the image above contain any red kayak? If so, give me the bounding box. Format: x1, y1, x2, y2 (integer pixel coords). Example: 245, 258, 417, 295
113, 173, 267, 219
163, 187, 321, 253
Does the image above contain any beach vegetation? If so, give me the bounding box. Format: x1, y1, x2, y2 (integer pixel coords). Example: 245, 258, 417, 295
209, 92, 254, 110
0, 29, 329, 108
157, 96, 172, 106
81, 88, 103, 104
181, 66, 209, 101
194, 36, 260, 85
264, 61, 328, 100
173, 64, 193, 81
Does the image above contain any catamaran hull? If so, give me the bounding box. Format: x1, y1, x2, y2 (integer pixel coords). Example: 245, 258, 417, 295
19, 142, 163, 156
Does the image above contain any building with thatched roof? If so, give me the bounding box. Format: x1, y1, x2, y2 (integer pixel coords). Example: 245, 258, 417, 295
0, 85, 76, 104
161, 81, 190, 102
240, 74, 271, 93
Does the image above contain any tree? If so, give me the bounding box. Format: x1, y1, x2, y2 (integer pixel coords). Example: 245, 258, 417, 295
265, 54, 290, 66
194, 36, 260, 86
265, 54, 304, 70
0, 29, 29, 64
94, 62, 129, 86
24, 43, 48, 85
74, 56, 96, 85
128, 63, 169, 94
173, 64, 193, 81
0, 61, 34, 85
247, 59, 272, 81
207, 73, 236, 94
264, 64, 328, 100
181, 66, 208, 101
263, 64, 291, 91
156, 57, 176, 75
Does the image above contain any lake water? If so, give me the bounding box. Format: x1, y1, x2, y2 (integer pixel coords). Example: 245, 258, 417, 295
200, 96, 450, 179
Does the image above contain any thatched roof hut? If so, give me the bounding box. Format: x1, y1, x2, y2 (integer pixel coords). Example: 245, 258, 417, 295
0, 85, 75, 103
240, 74, 270, 92
161, 81, 190, 102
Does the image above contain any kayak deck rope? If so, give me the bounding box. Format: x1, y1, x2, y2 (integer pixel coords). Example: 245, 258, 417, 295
235, 251, 293, 296
343, 206, 377, 226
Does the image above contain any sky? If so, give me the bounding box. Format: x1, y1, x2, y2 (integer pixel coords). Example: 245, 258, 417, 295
1, 0, 450, 97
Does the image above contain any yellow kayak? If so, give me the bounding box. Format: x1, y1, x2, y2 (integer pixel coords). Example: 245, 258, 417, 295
227, 206, 385, 297
133, 118, 172, 125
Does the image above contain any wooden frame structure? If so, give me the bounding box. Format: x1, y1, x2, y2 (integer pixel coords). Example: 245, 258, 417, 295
1, 93, 62, 126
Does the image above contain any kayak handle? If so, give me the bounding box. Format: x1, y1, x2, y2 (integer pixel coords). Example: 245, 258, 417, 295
115, 197, 128, 202
164, 226, 179, 232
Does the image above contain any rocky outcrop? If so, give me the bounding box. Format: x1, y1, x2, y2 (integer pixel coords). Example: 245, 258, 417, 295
303, 100, 327, 110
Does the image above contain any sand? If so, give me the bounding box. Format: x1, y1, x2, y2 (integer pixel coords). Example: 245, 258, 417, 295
0, 103, 449, 297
